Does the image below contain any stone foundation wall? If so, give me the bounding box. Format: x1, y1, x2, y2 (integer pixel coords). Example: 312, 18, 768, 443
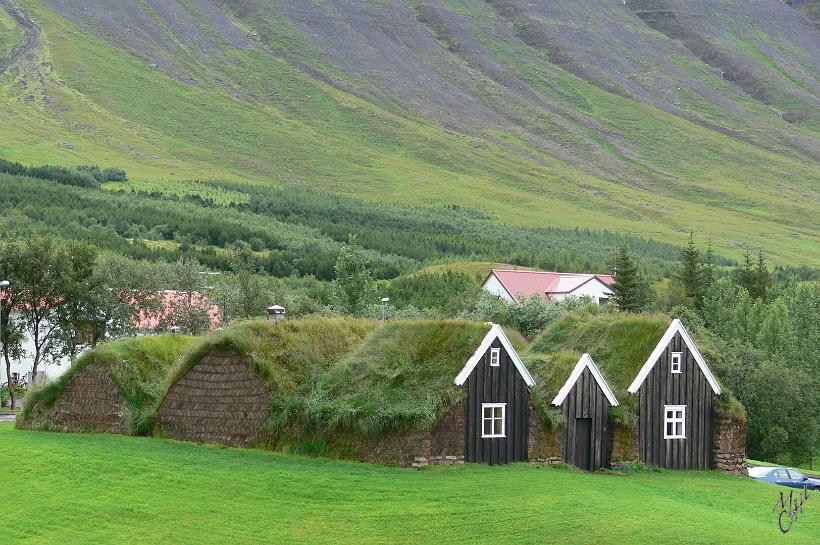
527, 402, 562, 463
610, 424, 639, 463
18, 363, 130, 433
360, 401, 465, 467
155, 349, 270, 447
713, 413, 748, 475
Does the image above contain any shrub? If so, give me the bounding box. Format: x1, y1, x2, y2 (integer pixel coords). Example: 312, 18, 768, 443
463, 291, 598, 340
0, 158, 110, 188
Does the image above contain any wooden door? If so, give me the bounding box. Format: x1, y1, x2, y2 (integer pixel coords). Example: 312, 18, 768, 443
573, 418, 592, 471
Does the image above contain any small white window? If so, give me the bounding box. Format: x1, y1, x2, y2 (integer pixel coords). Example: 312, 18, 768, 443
670, 352, 682, 374
490, 348, 501, 367
481, 403, 506, 438
664, 405, 686, 439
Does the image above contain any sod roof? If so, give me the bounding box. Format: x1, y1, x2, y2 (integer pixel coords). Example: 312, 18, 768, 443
163, 317, 377, 394
524, 312, 744, 425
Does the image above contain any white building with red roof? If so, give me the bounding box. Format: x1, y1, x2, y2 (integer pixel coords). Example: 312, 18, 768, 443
482, 269, 616, 305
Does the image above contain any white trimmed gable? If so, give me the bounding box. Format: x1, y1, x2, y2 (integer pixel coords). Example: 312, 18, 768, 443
551, 353, 619, 407
454, 324, 535, 387
568, 277, 613, 299
481, 273, 515, 302
627, 319, 721, 395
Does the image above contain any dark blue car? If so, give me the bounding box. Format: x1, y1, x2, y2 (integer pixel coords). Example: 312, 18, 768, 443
749, 466, 820, 490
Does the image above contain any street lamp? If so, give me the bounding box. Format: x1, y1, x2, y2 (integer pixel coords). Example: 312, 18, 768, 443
0, 280, 9, 344
0, 280, 9, 396
380, 297, 390, 322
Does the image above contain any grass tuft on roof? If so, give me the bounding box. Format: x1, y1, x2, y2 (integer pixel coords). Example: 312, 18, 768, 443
291, 320, 520, 436
162, 317, 376, 395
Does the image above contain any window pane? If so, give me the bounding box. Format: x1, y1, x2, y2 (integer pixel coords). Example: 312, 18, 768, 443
483, 420, 492, 436
666, 422, 673, 436
493, 418, 502, 435
676, 422, 683, 436
484, 407, 492, 419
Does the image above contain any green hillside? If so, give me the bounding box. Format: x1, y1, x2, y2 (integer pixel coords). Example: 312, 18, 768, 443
0, 1, 818, 264
2, 424, 817, 545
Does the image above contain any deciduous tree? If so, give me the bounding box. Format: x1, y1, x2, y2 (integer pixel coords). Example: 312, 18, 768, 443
332, 235, 376, 316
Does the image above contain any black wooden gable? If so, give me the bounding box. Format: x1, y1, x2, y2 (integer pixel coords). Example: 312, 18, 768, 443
631, 321, 719, 470
455, 325, 534, 465
463, 338, 530, 464
552, 354, 618, 471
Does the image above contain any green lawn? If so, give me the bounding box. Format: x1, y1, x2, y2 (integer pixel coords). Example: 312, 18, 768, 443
1, 424, 816, 544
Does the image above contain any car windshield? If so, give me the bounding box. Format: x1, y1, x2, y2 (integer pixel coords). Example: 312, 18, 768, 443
774, 469, 790, 480
787, 469, 805, 480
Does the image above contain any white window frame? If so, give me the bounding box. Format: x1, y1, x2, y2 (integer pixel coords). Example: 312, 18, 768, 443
489, 347, 501, 367
670, 352, 682, 374
481, 403, 506, 438
664, 405, 686, 439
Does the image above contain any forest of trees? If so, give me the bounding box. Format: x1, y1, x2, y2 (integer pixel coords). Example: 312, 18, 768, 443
0, 172, 699, 283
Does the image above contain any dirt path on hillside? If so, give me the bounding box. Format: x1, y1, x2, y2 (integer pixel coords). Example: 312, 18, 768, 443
0, 0, 40, 74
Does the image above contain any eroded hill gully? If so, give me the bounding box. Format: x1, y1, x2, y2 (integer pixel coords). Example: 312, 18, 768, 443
0, 0, 40, 75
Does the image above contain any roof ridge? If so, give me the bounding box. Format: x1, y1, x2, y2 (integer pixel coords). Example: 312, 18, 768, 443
492, 269, 612, 276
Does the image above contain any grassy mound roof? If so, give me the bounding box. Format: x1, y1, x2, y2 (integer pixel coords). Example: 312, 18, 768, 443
525, 312, 744, 426
292, 320, 527, 435
21, 334, 197, 432
163, 317, 377, 395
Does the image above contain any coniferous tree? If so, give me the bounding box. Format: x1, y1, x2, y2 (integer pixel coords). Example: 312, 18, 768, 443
737, 250, 756, 296
755, 250, 771, 302
611, 247, 650, 312
677, 231, 703, 308
702, 239, 715, 294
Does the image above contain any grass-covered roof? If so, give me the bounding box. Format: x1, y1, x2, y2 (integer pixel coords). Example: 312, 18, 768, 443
524, 312, 745, 425
294, 320, 505, 435
162, 317, 376, 395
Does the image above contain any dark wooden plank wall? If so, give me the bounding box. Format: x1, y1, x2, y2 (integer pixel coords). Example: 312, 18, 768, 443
560, 367, 612, 471
638, 332, 715, 469
464, 338, 529, 465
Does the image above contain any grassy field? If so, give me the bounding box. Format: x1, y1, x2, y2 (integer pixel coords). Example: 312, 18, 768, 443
1, 424, 816, 545
0, 1, 816, 265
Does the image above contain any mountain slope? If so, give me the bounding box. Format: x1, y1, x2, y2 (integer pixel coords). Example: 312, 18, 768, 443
0, 0, 817, 265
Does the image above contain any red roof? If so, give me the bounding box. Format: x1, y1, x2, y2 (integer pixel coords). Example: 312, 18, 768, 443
486, 269, 615, 301
134, 290, 221, 330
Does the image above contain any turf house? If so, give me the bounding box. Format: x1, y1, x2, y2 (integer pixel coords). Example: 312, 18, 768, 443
18, 334, 196, 434
154, 318, 375, 447
526, 314, 748, 474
